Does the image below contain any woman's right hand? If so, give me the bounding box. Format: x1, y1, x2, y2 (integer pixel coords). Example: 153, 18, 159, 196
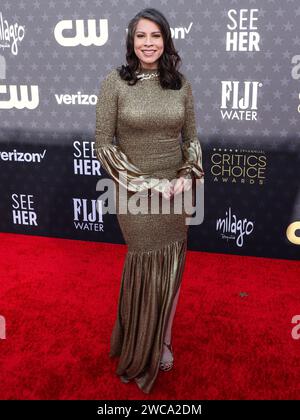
161, 180, 174, 200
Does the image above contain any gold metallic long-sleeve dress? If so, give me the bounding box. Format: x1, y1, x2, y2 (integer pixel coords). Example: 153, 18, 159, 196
94, 66, 204, 394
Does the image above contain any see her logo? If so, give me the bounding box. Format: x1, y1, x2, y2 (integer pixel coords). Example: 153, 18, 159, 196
291, 315, 300, 340
0, 315, 6, 339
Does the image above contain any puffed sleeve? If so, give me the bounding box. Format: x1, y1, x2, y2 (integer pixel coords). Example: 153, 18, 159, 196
94, 69, 169, 194
176, 78, 205, 183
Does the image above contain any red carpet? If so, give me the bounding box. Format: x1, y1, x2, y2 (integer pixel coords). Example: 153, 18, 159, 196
0, 232, 299, 399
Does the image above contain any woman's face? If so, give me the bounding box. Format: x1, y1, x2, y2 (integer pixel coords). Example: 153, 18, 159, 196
133, 18, 164, 69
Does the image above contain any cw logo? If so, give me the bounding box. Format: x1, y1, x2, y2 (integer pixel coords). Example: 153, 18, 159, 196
286, 222, 300, 245
0, 85, 39, 110
0, 315, 5, 339
54, 19, 108, 46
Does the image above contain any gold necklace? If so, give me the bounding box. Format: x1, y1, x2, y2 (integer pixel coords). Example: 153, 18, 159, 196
135, 71, 159, 81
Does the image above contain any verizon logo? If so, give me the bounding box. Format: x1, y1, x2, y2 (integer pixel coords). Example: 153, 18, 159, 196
54, 92, 97, 105
0, 149, 47, 163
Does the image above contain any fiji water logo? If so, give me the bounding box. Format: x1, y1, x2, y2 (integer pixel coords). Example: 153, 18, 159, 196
220, 80, 262, 121
216, 206, 254, 247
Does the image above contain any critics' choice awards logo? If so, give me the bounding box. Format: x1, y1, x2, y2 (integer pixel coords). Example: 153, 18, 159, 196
216, 207, 254, 248
11, 194, 38, 226
73, 198, 104, 232
211, 148, 266, 185
291, 55, 300, 113
73, 140, 101, 176
226, 9, 260, 52
220, 80, 262, 121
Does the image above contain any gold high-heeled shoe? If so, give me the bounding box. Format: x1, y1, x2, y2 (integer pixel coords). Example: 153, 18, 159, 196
159, 341, 174, 371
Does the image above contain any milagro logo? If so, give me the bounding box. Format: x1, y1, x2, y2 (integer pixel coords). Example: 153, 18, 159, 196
0, 12, 25, 55
0, 83, 39, 110
220, 80, 262, 121
216, 206, 254, 247
54, 19, 108, 47
291, 315, 300, 340
226, 9, 260, 52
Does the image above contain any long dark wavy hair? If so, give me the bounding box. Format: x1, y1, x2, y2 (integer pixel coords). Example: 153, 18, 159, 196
117, 8, 184, 90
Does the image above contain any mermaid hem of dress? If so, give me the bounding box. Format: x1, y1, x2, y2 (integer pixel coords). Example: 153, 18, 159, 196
108, 237, 187, 394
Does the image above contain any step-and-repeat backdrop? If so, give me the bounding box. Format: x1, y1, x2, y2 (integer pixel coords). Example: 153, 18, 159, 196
0, 1, 299, 260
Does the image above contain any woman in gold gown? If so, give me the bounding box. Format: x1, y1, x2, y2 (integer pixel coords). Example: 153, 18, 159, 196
94, 8, 204, 394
